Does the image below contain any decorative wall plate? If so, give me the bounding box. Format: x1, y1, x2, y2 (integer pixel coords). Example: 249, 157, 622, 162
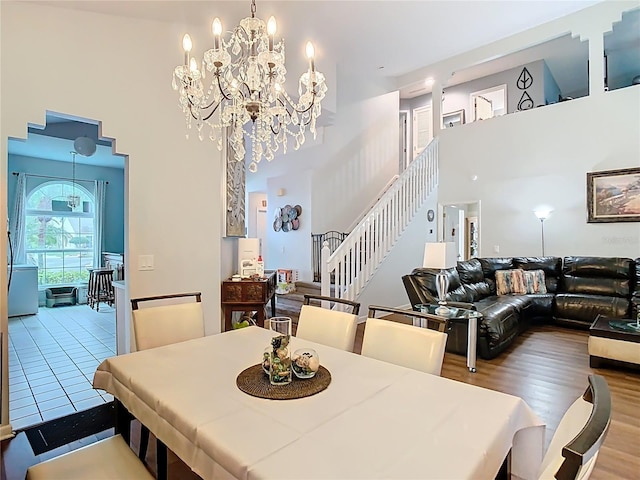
273, 218, 282, 232
291, 218, 300, 230
274, 208, 282, 220
288, 209, 298, 220
282, 221, 292, 232
294, 205, 302, 216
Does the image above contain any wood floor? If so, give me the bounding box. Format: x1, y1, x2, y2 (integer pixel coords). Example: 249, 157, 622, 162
2, 320, 639, 479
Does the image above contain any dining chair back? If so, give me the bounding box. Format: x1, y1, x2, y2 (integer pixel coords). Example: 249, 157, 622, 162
537, 374, 611, 480
26, 434, 154, 480
295, 294, 360, 351
361, 306, 448, 375
131, 292, 204, 351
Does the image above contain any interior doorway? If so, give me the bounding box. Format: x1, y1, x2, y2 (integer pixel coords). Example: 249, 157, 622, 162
6, 112, 125, 430
470, 85, 507, 121
412, 105, 433, 160
439, 201, 481, 260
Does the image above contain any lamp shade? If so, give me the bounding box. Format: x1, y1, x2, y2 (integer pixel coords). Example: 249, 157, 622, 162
423, 242, 457, 269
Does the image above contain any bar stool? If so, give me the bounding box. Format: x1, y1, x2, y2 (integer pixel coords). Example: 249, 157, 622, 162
87, 267, 115, 312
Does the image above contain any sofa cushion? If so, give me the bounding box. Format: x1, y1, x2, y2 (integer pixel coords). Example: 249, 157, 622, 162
407, 267, 469, 303
523, 293, 555, 317
474, 298, 521, 348
562, 276, 630, 298
555, 293, 630, 322
457, 259, 492, 301
478, 257, 514, 280
513, 256, 562, 293
563, 256, 632, 278
496, 269, 526, 295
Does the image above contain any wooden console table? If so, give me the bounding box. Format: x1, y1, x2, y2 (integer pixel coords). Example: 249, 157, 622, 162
221, 270, 277, 331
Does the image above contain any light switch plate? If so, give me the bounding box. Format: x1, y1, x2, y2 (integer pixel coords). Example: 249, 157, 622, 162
138, 254, 155, 271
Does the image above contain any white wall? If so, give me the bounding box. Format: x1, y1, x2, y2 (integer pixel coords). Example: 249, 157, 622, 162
438, 86, 640, 259
0, 2, 225, 434
311, 91, 401, 232
246, 86, 401, 282
266, 171, 312, 280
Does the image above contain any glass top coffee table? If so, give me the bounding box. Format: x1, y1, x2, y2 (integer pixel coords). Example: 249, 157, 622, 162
415, 304, 482, 373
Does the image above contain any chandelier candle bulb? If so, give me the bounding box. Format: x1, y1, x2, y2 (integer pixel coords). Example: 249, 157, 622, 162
306, 41, 315, 72
212, 18, 222, 50
182, 34, 192, 65
267, 16, 276, 51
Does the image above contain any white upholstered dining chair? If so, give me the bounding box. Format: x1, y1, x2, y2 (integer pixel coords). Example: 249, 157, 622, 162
131, 292, 205, 351
537, 374, 611, 480
26, 434, 154, 480
361, 306, 448, 375
295, 294, 360, 352
130, 291, 205, 467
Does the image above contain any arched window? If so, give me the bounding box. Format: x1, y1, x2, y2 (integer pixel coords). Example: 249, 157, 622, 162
25, 181, 95, 286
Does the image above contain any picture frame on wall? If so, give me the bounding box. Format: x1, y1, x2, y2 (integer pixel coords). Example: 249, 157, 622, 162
442, 109, 465, 129
586, 167, 640, 223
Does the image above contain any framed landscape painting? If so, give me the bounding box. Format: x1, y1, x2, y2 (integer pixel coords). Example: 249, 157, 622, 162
586, 167, 640, 223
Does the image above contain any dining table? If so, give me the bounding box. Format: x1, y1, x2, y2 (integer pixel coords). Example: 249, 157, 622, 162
93, 326, 545, 480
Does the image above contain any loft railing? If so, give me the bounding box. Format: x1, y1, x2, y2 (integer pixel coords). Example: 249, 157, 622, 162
321, 138, 439, 303
311, 231, 349, 282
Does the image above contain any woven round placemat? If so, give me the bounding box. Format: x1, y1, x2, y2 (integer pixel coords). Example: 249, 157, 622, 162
236, 364, 331, 400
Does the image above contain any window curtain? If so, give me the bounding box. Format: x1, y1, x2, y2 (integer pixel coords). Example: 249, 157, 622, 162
10, 172, 27, 264
93, 180, 106, 268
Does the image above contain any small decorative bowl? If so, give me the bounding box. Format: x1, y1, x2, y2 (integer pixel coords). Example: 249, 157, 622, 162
292, 348, 320, 379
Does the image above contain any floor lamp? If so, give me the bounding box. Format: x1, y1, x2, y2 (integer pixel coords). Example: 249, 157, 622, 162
534, 210, 551, 256
423, 242, 457, 315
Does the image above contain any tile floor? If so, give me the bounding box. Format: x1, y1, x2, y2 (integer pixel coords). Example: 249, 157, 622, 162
8, 304, 116, 430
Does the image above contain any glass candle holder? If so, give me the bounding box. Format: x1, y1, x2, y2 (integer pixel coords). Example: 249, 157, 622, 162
268, 316, 292, 336
292, 348, 320, 379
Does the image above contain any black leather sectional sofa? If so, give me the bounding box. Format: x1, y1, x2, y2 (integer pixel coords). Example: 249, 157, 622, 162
402, 256, 640, 360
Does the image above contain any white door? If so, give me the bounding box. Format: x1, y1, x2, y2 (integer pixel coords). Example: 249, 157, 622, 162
474, 96, 493, 121
470, 84, 507, 121
412, 105, 432, 160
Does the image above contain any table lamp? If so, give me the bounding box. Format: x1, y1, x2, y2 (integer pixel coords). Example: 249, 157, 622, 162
423, 242, 458, 315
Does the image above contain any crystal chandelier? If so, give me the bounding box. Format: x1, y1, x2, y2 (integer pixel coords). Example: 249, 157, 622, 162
172, 0, 327, 173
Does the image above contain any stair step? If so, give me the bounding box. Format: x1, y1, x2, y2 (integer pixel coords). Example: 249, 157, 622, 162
294, 281, 321, 295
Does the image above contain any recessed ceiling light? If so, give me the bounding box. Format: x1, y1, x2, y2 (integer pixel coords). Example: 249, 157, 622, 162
425, 77, 434, 85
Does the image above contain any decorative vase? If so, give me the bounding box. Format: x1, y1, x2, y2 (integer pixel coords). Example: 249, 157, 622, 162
292, 348, 320, 379
269, 335, 292, 385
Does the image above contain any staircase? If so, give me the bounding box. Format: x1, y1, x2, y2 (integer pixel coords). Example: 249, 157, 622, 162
320, 138, 439, 303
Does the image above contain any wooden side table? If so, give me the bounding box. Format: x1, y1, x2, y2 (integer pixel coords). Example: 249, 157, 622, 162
221, 271, 277, 331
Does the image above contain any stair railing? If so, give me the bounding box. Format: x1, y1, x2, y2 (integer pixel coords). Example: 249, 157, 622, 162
321, 138, 439, 302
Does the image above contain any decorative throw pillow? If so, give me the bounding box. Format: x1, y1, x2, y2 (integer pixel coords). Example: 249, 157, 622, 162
495, 269, 526, 295
522, 269, 547, 294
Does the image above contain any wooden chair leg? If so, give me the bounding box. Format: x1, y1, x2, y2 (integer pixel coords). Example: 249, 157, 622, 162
139, 424, 150, 462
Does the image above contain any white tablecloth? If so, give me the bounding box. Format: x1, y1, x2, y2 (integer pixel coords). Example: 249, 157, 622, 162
93, 327, 544, 480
